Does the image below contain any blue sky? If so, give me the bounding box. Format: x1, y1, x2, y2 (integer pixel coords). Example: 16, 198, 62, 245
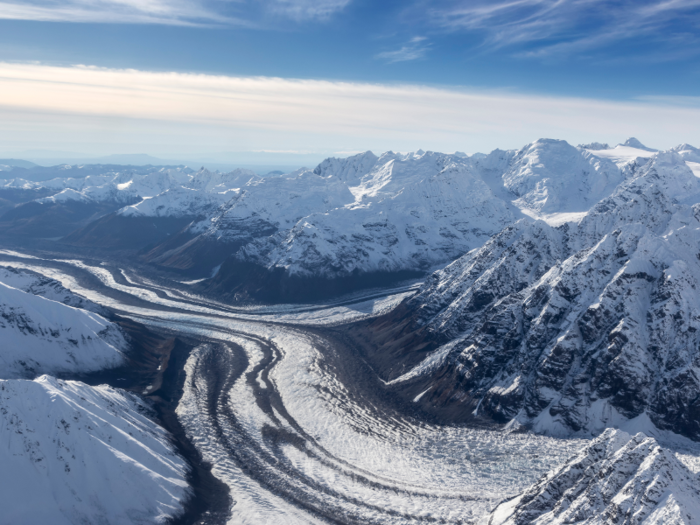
1, 0, 700, 164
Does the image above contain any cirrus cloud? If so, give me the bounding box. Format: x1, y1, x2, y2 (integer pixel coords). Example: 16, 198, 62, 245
414, 0, 700, 58
0, 0, 352, 26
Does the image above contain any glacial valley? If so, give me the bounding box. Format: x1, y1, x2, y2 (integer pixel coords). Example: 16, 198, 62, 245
2, 138, 700, 524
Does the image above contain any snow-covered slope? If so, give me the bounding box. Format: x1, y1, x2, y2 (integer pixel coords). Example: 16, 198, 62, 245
9, 139, 700, 302
35, 187, 93, 204
504, 139, 623, 217
488, 429, 700, 525
236, 152, 516, 279
223, 142, 635, 288
0, 375, 189, 525
117, 167, 261, 218
0, 265, 106, 314
389, 151, 700, 440
586, 139, 657, 167
189, 168, 355, 242
0, 281, 127, 378
118, 185, 238, 218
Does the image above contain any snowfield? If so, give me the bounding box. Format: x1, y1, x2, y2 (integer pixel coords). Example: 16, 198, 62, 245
0, 375, 189, 525
0, 279, 127, 378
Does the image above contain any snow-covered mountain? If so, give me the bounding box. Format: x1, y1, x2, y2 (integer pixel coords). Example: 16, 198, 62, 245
487, 429, 700, 525
200, 141, 666, 300
4, 138, 700, 302
0, 375, 189, 525
117, 167, 260, 218
503, 139, 623, 218
584, 139, 658, 167
380, 150, 700, 440
236, 151, 516, 277
197, 150, 523, 300
0, 265, 106, 314
0, 279, 127, 378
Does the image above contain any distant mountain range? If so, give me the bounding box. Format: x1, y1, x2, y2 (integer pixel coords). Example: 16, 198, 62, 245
3, 138, 698, 302
0, 150, 328, 175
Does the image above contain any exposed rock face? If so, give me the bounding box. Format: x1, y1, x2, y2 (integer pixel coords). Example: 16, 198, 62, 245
488, 429, 700, 525
382, 152, 700, 440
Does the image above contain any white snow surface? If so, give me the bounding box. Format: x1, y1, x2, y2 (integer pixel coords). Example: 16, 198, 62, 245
189, 168, 355, 239
35, 188, 92, 204
0, 280, 127, 378
505, 139, 623, 215
237, 150, 518, 277
488, 428, 700, 525
0, 375, 189, 525
119, 167, 259, 218
0, 265, 106, 314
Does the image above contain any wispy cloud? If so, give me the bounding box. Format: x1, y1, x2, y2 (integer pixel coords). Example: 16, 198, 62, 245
0, 0, 240, 26
417, 0, 700, 58
1, 62, 699, 156
265, 0, 351, 21
0, 0, 352, 25
376, 36, 430, 63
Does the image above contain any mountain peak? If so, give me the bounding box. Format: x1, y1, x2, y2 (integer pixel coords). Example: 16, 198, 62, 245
621, 137, 657, 151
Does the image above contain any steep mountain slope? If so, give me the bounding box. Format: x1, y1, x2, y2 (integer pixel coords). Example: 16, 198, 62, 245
503, 139, 623, 218
0, 281, 127, 378
142, 168, 356, 274
0, 265, 106, 314
0, 166, 195, 242
0, 375, 189, 525
5, 139, 697, 303
487, 429, 700, 525
204, 151, 520, 301
0, 179, 57, 215
0, 196, 140, 239
367, 151, 700, 440
204, 141, 639, 302
64, 168, 260, 251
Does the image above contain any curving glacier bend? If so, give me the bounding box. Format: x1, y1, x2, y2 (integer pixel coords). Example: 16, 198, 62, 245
1, 249, 700, 524
0, 252, 585, 523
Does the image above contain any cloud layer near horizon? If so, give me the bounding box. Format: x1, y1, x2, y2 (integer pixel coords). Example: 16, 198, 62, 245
1, 62, 699, 157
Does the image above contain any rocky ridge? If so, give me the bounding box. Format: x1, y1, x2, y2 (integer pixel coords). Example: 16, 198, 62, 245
384, 150, 700, 440
487, 429, 700, 525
